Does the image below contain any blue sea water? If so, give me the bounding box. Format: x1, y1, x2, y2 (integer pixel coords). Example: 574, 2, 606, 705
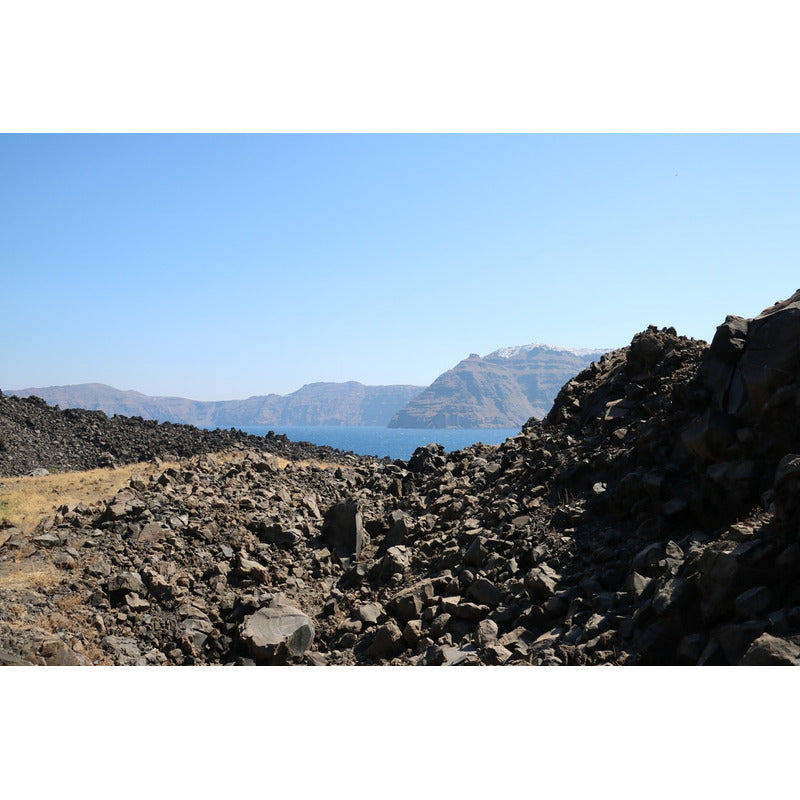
239, 425, 520, 461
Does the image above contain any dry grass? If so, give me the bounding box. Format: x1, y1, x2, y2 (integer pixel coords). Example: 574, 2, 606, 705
0, 588, 111, 664
0, 458, 181, 535
0, 561, 61, 590
56, 593, 86, 612
273, 456, 346, 471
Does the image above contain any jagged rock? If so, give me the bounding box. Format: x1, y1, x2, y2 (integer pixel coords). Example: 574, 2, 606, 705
380, 546, 410, 578
475, 618, 499, 648
31, 533, 60, 548
383, 511, 411, 550
322, 500, 364, 564
256, 522, 303, 548
681, 409, 739, 462
524, 564, 559, 601
651, 576, 696, 617
365, 621, 404, 659
388, 580, 435, 623
107, 571, 147, 598
625, 571, 652, 601
734, 586, 773, 619
236, 555, 270, 584
357, 603, 385, 626
0, 648, 32, 666
103, 635, 143, 664
407, 443, 447, 473
403, 620, 423, 648
467, 578, 504, 607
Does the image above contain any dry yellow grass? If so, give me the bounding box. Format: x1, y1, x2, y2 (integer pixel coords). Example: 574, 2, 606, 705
0, 561, 61, 590
273, 455, 343, 470
0, 459, 181, 535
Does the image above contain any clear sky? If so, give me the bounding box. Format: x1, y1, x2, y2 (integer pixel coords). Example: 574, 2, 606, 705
2, 133, 799, 400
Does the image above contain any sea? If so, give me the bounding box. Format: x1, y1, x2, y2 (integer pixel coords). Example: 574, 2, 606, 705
238, 425, 521, 461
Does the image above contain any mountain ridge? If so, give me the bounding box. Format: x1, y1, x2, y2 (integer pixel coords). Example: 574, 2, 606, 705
6, 342, 609, 429
389, 344, 608, 428
5, 381, 424, 428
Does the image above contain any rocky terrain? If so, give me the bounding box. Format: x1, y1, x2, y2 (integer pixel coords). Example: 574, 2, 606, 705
0, 392, 344, 477
389, 345, 606, 428
4, 292, 800, 666
6, 381, 424, 428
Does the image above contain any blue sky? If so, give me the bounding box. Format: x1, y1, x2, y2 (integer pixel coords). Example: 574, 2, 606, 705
2, 133, 799, 400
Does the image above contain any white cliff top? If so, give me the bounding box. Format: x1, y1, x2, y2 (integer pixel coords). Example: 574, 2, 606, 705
486, 343, 610, 360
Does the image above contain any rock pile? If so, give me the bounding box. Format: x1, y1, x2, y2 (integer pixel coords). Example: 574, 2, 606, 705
5, 292, 800, 665
0, 391, 343, 476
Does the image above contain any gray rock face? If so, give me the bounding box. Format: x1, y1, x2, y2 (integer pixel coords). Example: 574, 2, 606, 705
700, 291, 800, 425
239, 604, 315, 664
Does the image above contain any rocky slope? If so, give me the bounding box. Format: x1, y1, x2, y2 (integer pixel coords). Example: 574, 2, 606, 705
0, 392, 344, 477
4, 292, 800, 666
6, 382, 424, 428
389, 345, 606, 428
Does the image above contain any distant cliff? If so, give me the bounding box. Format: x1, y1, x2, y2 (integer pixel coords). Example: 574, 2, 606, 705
388, 344, 607, 428
6, 382, 424, 428
7, 343, 607, 430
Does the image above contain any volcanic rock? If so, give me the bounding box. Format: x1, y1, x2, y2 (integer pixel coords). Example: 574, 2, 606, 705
239, 604, 315, 664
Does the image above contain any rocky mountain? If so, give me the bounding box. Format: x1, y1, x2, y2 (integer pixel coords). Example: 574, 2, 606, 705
5, 291, 800, 666
389, 344, 607, 428
5, 381, 424, 428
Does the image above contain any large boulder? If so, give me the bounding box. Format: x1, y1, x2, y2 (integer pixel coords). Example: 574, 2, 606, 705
239, 603, 315, 664
322, 500, 364, 565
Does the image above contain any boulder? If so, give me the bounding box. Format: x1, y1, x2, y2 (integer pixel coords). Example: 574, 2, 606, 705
357, 602, 385, 626
365, 621, 404, 660
388, 579, 435, 623
467, 578, 504, 607
239, 604, 315, 664
475, 618, 499, 648
524, 564, 559, 601
322, 500, 364, 564
38, 637, 87, 666
380, 545, 410, 578
739, 633, 800, 666
107, 571, 147, 598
